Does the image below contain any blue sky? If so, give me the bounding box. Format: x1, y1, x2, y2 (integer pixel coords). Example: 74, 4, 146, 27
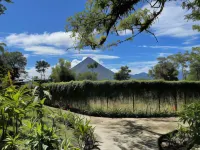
0, 0, 200, 77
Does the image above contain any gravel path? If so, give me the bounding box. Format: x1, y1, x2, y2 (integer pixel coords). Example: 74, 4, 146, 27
88, 117, 179, 150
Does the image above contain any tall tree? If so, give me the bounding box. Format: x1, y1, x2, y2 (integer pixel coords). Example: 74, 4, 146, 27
114, 66, 131, 80
149, 57, 179, 81
50, 58, 75, 82
35, 60, 50, 80
66, 0, 167, 49
0, 43, 7, 79
168, 51, 189, 80
188, 49, 200, 81
0, 43, 6, 53
3, 51, 27, 80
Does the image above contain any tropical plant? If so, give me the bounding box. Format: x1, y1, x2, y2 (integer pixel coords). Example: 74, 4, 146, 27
2, 134, 21, 150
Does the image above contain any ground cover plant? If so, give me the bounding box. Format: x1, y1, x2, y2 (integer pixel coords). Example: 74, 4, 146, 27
44, 80, 200, 117
0, 74, 99, 150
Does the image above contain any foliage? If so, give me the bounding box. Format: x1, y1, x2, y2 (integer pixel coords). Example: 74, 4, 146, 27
114, 66, 131, 80
149, 57, 178, 81
168, 52, 190, 80
35, 60, 50, 80
0, 51, 27, 80
179, 102, 200, 145
0, 74, 99, 149
87, 62, 98, 72
0, 0, 12, 16
187, 49, 200, 81
76, 72, 97, 81
50, 58, 75, 82
44, 80, 200, 118
0, 43, 6, 53
66, 0, 167, 49
183, 0, 200, 32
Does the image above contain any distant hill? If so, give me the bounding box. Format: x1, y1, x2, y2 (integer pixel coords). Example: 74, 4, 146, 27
72, 57, 185, 81
131, 72, 151, 80
71, 57, 114, 80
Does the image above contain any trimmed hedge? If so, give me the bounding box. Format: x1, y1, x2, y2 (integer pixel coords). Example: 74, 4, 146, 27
44, 80, 200, 115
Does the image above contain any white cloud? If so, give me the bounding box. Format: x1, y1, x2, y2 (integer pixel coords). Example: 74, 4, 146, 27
111, 68, 119, 73
144, 1, 200, 37
138, 45, 180, 49
183, 36, 199, 45
23, 54, 30, 58
118, 30, 132, 36
130, 67, 151, 74
158, 53, 172, 57
138, 44, 200, 51
128, 61, 157, 74
5, 32, 75, 47
24, 46, 66, 55
71, 59, 81, 68
73, 54, 120, 60
107, 61, 157, 75
26, 67, 52, 79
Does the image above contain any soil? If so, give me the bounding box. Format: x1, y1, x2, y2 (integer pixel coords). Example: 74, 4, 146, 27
87, 117, 180, 150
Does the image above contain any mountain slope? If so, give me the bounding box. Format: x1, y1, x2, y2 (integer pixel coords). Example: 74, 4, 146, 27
71, 57, 114, 80
131, 72, 151, 80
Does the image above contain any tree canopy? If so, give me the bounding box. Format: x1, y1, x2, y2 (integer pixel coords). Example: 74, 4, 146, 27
66, 0, 167, 49
114, 66, 131, 80
0, 51, 27, 80
168, 52, 189, 80
50, 58, 75, 82
149, 57, 179, 81
35, 60, 50, 80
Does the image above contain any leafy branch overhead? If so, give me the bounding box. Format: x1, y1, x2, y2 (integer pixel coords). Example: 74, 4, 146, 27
66, 0, 167, 49
0, 0, 12, 16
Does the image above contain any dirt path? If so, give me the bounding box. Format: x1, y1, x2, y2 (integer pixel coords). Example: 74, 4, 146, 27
88, 117, 179, 150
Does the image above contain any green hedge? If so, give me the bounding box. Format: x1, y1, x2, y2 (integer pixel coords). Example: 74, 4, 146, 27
44, 80, 200, 113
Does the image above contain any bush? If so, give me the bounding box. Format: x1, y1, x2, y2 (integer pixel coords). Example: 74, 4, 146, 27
44, 80, 200, 117
76, 72, 97, 81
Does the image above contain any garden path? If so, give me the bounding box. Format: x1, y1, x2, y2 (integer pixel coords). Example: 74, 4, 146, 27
88, 117, 179, 150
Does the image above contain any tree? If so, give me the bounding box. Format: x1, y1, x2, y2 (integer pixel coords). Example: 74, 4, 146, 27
76, 72, 97, 81
87, 62, 98, 72
50, 58, 75, 82
0, 43, 7, 79
35, 60, 50, 80
66, 0, 168, 49
149, 57, 178, 81
0, 0, 12, 16
0, 43, 6, 53
114, 66, 131, 80
187, 49, 200, 81
2, 51, 27, 80
168, 51, 189, 80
